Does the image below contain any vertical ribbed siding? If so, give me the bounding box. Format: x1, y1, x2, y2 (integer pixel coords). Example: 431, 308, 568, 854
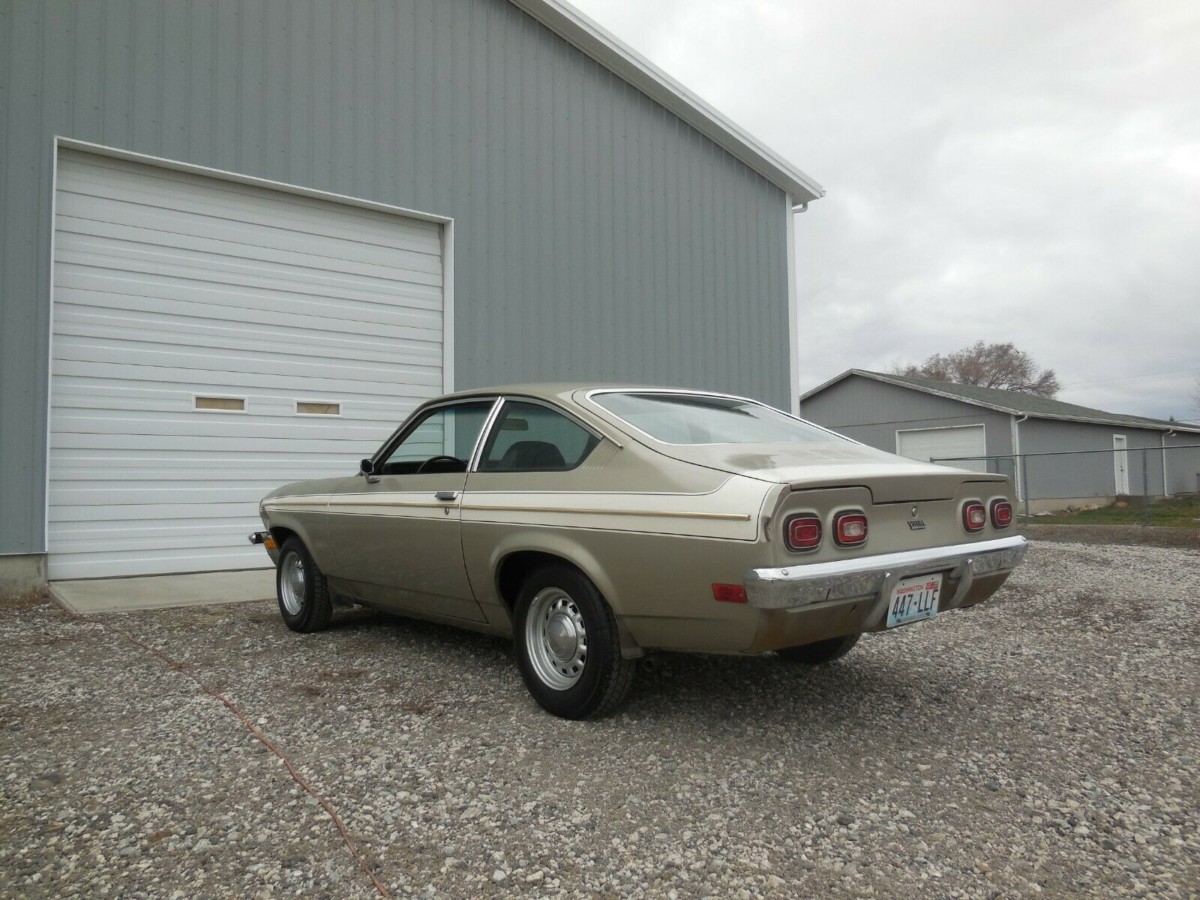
801, 378, 1015, 459
0, 0, 792, 556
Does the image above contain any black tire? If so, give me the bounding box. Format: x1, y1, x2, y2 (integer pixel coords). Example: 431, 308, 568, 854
514, 565, 635, 720
276, 537, 333, 633
777, 633, 860, 665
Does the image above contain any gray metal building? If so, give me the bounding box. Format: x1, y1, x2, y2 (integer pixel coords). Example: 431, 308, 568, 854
0, 0, 823, 589
800, 370, 1200, 510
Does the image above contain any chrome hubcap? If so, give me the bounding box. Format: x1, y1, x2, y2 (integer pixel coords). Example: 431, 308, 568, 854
525, 588, 587, 690
280, 552, 306, 615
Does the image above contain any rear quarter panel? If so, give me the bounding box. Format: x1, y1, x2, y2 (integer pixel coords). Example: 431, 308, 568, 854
460, 443, 776, 651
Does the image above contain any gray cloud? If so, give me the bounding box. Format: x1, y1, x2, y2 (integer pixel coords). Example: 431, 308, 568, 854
571, 0, 1200, 420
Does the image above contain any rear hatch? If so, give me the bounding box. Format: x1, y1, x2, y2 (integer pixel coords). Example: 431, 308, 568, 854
652, 441, 1014, 564
654, 439, 998, 498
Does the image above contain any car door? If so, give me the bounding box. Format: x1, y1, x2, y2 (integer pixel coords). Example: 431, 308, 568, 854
460, 398, 605, 617
326, 398, 498, 622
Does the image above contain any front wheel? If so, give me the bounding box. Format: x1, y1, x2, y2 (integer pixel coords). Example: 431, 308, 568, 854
276, 537, 333, 633
514, 565, 635, 719
777, 633, 860, 665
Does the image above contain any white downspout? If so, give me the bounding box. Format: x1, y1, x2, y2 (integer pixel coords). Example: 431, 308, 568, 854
1162, 430, 1175, 497
787, 196, 802, 415
1011, 413, 1028, 502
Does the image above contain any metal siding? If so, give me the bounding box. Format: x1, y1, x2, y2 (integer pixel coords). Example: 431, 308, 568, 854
1020, 420, 1168, 498
0, 0, 790, 557
1164, 434, 1200, 495
801, 377, 1013, 459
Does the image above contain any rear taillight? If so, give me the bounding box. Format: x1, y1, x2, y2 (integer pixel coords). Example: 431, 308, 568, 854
785, 514, 822, 552
962, 501, 987, 533
990, 499, 1013, 529
833, 511, 868, 547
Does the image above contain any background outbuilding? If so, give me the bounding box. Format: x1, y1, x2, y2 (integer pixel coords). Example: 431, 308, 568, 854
0, 0, 823, 588
800, 370, 1200, 513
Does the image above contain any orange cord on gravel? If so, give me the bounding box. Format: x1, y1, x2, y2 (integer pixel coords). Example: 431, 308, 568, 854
58, 604, 392, 899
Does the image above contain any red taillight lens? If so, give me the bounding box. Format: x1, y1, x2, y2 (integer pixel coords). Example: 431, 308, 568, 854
833, 511, 868, 547
712, 583, 748, 604
963, 501, 987, 533
990, 499, 1013, 528
785, 514, 822, 552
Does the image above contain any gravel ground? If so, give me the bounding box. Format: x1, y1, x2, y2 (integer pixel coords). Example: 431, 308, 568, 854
1, 540, 1197, 899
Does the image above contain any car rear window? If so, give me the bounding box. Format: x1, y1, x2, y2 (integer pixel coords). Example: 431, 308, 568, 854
593, 392, 846, 445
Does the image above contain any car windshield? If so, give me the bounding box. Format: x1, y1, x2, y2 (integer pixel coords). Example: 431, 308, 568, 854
593, 392, 847, 445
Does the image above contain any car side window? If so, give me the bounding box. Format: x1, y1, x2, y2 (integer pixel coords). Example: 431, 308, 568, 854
377, 401, 494, 475
480, 401, 600, 472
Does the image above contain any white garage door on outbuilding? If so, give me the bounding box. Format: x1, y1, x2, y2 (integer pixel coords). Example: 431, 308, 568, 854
896, 425, 987, 472
48, 145, 450, 580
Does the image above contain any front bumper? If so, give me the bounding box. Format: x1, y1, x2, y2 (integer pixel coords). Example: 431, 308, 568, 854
743, 535, 1028, 612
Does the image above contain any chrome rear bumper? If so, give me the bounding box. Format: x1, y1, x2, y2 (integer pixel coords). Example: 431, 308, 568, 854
744, 535, 1028, 611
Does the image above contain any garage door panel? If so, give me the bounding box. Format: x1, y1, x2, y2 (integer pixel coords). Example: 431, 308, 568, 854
51, 359, 439, 403
49, 429, 387, 454
49, 382, 422, 425
57, 207, 445, 280
897, 426, 987, 473
57, 162, 443, 255
53, 304, 444, 357
49, 390, 419, 426
57, 236, 444, 300
49, 464, 348, 482
48, 422, 393, 451
54, 266, 444, 325
49, 483, 309, 507
52, 520, 248, 546
51, 339, 444, 386
48, 149, 445, 579
49, 546, 269, 581
53, 289, 444, 340
48, 499, 261, 522
52, 314, 443, 370
53, 279, 444, 334
57, 203, 444, 274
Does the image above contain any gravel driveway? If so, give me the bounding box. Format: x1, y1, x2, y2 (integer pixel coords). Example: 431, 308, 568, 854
2, 540, 1197, 898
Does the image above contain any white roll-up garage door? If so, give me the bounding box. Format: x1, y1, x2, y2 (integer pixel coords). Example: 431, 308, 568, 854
48, 148, 447, 579
896, 425, 987, 472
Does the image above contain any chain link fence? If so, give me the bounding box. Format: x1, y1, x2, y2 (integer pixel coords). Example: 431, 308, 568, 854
932, 443, 1200, 525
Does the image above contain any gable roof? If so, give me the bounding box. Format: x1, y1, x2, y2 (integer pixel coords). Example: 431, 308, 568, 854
512, 0, 824, 204
801, 369, 1200, 435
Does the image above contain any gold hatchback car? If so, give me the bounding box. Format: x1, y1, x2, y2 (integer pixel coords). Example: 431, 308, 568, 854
252, 385, 1026, 719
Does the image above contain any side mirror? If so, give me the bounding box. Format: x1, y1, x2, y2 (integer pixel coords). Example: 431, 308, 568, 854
360, 458, 375, 476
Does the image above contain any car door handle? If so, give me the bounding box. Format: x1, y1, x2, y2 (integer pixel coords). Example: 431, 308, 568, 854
434, 491, 458, 502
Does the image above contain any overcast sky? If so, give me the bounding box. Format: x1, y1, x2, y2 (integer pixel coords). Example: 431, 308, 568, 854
570, 0, 1200, 422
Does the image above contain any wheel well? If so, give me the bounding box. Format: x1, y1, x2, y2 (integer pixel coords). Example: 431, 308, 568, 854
269, 526, 298, 548
496, 551, 578, 613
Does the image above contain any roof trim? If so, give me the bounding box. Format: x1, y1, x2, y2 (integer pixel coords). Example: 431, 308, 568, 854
509, 0, 825, 204
801, 369, 1200, 435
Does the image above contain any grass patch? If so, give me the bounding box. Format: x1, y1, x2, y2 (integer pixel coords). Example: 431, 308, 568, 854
1025, 494, 1200, 527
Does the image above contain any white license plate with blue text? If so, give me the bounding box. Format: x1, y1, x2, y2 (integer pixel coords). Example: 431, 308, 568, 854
886, 573, 942, 628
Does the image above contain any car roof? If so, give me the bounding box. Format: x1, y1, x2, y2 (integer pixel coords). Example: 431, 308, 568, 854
435, 383, 734, 405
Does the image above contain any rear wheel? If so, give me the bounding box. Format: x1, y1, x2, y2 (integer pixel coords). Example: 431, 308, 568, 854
276, 537, 333, 633
777, 634, 860, 665
514, 565, 635, 719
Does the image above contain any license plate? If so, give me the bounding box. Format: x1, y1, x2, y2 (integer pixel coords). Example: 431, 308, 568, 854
886, 573, 942, 628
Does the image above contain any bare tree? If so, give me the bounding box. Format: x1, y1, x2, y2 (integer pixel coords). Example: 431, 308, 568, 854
895, 341, 1061, 398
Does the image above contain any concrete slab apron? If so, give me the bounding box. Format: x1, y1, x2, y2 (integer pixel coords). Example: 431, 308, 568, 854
49, 569, 276, 615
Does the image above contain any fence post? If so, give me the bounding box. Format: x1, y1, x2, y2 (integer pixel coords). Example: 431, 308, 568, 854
1020, 454, 1030, 521
1142, 448, 1150, 526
